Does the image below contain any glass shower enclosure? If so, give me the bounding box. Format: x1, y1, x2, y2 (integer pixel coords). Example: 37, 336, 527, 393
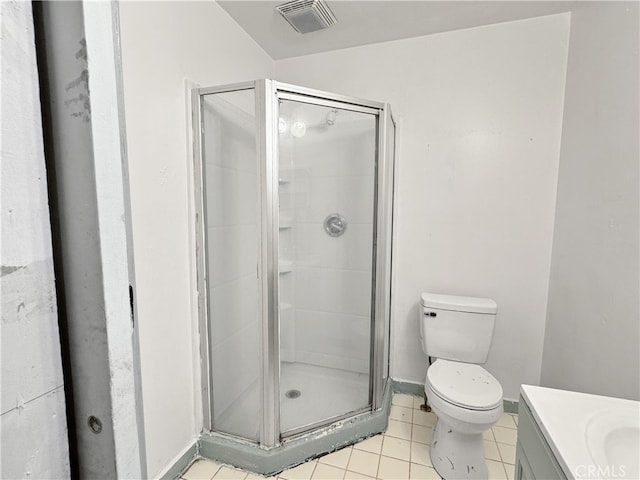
193, 80, 395, 450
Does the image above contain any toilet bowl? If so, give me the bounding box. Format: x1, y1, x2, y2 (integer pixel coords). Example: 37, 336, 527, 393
419, 293, 503, 480
425, 359, 503, 479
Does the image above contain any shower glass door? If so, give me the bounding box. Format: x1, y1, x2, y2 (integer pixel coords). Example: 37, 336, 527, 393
277, 96, 379, 436
200, 87, 261, 442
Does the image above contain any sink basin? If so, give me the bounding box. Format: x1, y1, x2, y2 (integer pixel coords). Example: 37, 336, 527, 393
521, 385, 640, 479
586, 406, 640, 479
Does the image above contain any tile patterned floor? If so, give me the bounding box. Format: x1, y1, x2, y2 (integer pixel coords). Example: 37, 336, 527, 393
181, 393, 518, 480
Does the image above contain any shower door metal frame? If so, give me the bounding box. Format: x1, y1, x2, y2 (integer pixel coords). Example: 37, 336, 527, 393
192, 80, 395, 449
374, 106, 396, 407
259, 79, 280, 447
191, 81, 259, 437
273, 83, 385, 440
270, 81, 397, 442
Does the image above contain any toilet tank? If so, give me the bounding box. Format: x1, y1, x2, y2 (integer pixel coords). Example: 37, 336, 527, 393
419, 292, 498, 364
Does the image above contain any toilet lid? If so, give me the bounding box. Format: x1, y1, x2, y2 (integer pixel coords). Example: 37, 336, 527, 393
427, 360, 503, 411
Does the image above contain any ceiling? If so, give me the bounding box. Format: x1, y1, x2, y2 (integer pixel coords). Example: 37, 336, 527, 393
217, 1, 582, 60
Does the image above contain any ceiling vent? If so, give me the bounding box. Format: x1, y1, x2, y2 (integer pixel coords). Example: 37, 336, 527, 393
276, 0, 337, 34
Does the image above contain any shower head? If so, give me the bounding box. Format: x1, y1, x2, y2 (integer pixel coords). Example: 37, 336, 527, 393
326, 109, 338, 126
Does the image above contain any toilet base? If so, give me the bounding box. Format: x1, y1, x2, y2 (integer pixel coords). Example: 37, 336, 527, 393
430, 418, 488, 480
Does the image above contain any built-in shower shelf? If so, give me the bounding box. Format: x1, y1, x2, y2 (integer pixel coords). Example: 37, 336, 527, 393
279, 261, 293, 274
279, 217, 293, 229
278, 167, 292, 184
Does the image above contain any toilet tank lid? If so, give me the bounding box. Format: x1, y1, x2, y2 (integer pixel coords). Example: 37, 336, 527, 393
421, 293, 497, 314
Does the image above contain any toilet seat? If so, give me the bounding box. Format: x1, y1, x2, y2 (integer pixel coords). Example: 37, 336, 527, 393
426, 359, 503, 411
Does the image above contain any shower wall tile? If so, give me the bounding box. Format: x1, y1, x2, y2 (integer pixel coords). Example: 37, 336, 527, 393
293, 176, 338, 223
279, 230, 295, 261
294, 130, 375, 179
294, 267, 372, 317
337, 175, 376, 224
294, 310, 370, 354
280, 307, 295, 363
203, 101, 256, 172
295, 224, 374, 271
216, 129, 256, 172
294, 222, 338, 267
294, 309, 371, 373
205, 165, 257, 228
294, 137, 347, 178
341, 139, 376, 178
336, 223, 375, 271
295, 352, 369, 375
279, 136, 294, 170
294, 267, 338, 312
209, 275, 258, 345
291, 172, 374, 225
335, 269, 374, 317
207, 225, 257, 287
279, 269, 294, 305
210, 321, 260, 421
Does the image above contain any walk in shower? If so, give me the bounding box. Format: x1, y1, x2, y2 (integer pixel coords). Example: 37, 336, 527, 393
192, 80, 395, 473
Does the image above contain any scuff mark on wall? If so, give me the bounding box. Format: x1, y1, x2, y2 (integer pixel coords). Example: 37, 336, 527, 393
1, 265, 25, 276
64, 38, 90, 122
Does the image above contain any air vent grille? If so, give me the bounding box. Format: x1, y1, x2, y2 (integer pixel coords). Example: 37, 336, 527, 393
276, 0, 337, 34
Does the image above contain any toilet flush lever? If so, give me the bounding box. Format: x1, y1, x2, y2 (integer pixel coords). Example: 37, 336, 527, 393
424, 311, 437, 317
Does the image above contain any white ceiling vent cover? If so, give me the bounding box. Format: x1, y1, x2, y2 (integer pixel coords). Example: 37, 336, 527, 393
276, 0, 337, 34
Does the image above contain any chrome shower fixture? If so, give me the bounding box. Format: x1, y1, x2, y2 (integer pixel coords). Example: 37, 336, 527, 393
276, 0, 337, 34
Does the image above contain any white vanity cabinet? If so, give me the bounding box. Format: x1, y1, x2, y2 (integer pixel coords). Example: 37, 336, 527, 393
515, 395, 566, 480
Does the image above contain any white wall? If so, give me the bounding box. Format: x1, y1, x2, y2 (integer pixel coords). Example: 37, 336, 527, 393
118, 2, 274, 476
541, 3, 639, 401
0, 2, 69, 477
276, 13, 571, 400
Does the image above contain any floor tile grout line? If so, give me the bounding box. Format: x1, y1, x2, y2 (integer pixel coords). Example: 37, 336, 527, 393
409, 422, 414, 466
373, 444, 383, 480
344, 445, 354, 474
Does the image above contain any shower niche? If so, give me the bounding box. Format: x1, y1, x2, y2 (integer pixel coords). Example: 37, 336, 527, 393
192, 80, 396, 474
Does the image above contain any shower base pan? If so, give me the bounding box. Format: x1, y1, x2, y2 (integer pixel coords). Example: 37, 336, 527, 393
194, 381, 392, 477
214, 362, 371, 439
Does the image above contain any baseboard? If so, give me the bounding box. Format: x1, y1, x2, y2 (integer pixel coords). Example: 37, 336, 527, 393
392, 378, 519, 414
159, 442, 198, 480
502, 398, 519, 414
391, 378, 425, 397
161, 380, 518, 479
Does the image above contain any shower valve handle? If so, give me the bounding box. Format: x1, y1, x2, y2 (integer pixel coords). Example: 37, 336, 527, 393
323, 213, 347, 237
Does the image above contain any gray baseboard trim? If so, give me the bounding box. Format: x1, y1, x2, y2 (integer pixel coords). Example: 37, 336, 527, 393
503, 398, 519, 414
391, 379, 425, 397
391, 378, 519, 414
161, 442, 198, 480
163, 380, 519, 479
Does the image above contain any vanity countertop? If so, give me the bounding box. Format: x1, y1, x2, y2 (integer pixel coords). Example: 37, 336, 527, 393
520, 384, 639, 479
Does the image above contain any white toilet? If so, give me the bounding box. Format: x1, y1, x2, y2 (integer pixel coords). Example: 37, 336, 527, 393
419, 293, 503, 480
